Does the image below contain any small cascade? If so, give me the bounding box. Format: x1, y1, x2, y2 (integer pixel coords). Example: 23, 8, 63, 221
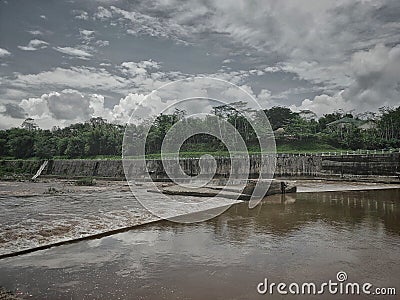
32, 160, 48, 180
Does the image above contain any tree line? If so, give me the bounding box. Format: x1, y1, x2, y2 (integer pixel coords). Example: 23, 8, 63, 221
0, 104, 399, 159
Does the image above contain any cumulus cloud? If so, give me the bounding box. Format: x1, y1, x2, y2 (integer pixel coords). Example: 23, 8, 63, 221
344, 43, 400, 110
19, 89, 112, 122
18, 39, 48, 51
290, 44, 400, 116
17, 89, 149, 126
289, 92, 350, 116
111, 93, 146, 122
257, 89, 277, 108
0, 48, 11, 57
53, 46, 92, 59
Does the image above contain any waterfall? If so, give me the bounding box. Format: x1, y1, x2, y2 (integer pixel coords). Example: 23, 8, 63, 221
32, 160, 48, 180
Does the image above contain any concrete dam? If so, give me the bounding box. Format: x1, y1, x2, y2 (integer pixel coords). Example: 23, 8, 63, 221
2, 153, 399, 179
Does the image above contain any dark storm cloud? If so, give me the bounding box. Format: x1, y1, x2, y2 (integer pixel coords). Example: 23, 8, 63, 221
1, 103, 26, 118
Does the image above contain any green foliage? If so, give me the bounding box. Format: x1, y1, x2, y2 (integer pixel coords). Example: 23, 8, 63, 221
65, 136, 86, 158
7, 128, 34, 158
34, 130, 57, 159
263, 106, 298, 130
1, 105, 400, 160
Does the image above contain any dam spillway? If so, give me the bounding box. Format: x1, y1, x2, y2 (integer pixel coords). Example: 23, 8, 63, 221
1, 153, 399, 180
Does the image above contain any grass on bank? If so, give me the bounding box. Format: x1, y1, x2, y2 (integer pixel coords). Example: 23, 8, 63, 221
0, 143, 352, 161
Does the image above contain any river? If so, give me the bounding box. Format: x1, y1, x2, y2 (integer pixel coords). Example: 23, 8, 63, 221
0, 186, 399, 299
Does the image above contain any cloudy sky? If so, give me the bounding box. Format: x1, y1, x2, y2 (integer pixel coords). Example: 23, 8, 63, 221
0, 0, 400, 129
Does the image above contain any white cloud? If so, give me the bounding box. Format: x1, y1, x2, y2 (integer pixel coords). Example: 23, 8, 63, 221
27, 30, 43, 36
0, 115, 23, 130
80, 29, 95, 40
19, 89, 113, 125
94, 6, 113, 20
0, 48, 11, 57
19, 96, 49, 119
53, 46, 92, 59
94, 5, 189, 43
99, 0, 399, 96
95, 40, 109, 47
12, 66, 128, 91
18, 89, 148, 127
263, 66, 281, 73
111, 93, 146, 123
120, 60, 160, 76
73, 10, 89, 20
257, 89, 277, 108
344, 43, 400, 111
18, 39, 48, 51
6, 59, 180, 98
89, 94, 108, 117
290, 43, 400, 116
289, 92, 350, 116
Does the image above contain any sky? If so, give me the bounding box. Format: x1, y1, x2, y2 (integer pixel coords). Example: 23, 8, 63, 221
0, 0, 400, 129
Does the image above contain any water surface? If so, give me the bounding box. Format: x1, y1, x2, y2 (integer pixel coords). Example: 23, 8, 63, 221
0, 189, 399, 299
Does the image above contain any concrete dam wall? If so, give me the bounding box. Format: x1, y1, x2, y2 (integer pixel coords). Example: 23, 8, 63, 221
1, 153, 399, 179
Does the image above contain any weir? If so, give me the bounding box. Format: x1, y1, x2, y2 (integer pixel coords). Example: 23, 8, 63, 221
2, 153, 399, 180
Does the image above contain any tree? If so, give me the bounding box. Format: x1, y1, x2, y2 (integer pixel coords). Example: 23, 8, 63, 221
7, 128, 35, 158
34, 130, 58, 159
378, 106, 400, 143
263, 106, 298, 130
285, 116, 317, 140
65, 136, 86, 158
21, 118, 38, 131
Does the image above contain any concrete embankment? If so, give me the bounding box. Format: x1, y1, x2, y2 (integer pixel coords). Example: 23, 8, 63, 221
1, 153, 399, 180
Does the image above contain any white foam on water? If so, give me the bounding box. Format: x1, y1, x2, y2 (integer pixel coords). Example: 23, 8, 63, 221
0, 184, 238, 256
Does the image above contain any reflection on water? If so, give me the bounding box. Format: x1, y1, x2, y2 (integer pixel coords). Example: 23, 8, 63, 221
0, 189, 399, 299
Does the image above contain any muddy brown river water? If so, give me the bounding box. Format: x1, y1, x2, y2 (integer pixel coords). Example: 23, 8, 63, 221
0, 183, 399, 299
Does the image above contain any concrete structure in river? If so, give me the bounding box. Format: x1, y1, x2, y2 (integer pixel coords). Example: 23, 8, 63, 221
1, 153, 399, 180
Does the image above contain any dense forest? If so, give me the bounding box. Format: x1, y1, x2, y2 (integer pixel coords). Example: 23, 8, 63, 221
1, 104, 399, 159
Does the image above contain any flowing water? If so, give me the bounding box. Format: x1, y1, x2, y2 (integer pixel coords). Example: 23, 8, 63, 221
0, 187, 399, 299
